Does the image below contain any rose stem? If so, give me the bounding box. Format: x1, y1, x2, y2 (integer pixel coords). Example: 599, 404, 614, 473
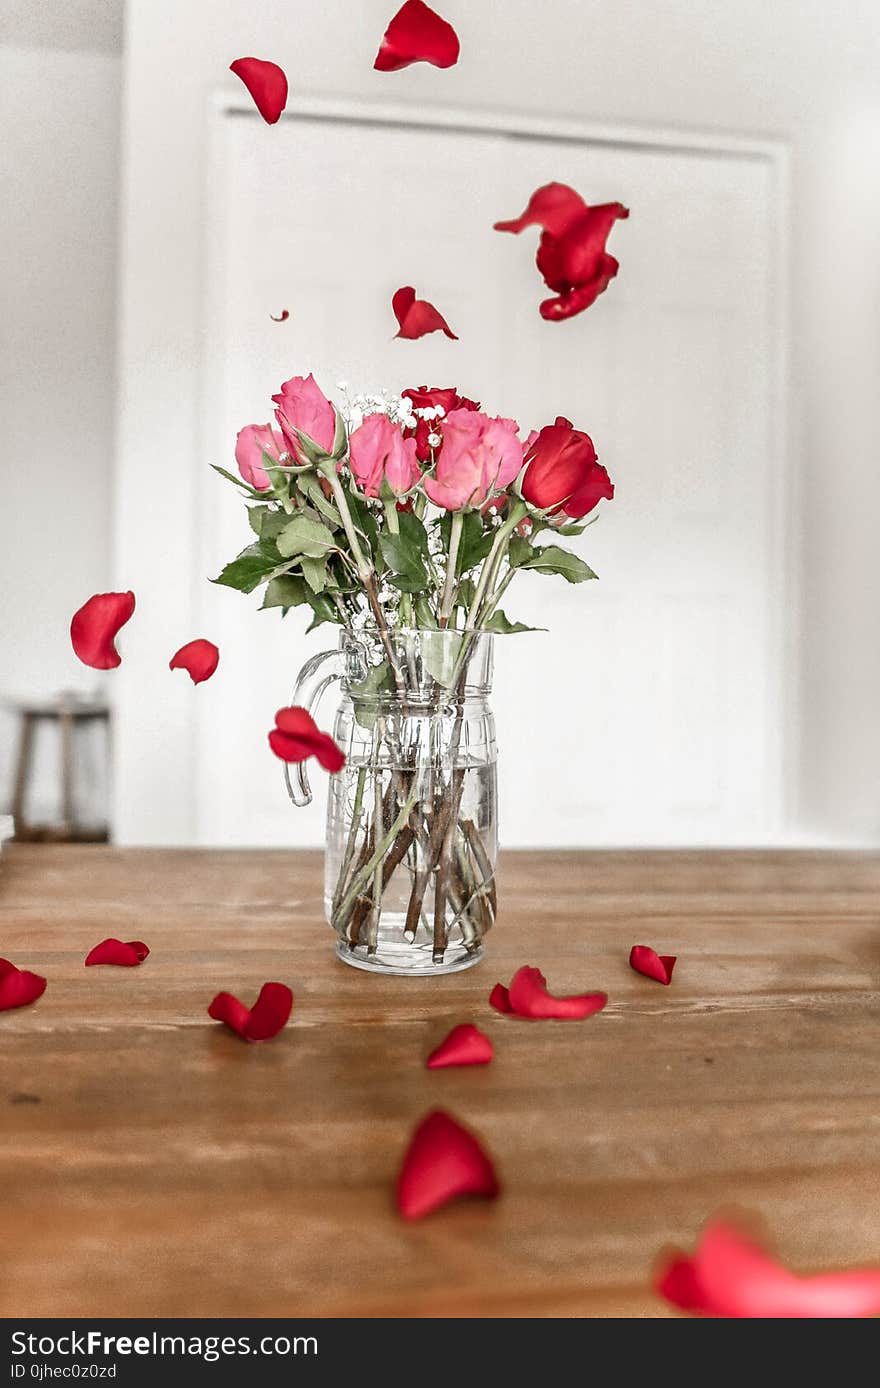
331, 766, 367, 917
367, 771, 384, 953
334, 787, 419, 929
438, 511, 464, 629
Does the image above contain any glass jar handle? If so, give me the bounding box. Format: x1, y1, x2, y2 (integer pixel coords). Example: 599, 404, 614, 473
283, 648, 345, 808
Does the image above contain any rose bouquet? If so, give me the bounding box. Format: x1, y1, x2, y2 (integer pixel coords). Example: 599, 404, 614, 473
215, 372, 613, 972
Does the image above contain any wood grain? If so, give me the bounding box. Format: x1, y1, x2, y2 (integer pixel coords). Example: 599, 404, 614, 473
1, 845, 879, 1318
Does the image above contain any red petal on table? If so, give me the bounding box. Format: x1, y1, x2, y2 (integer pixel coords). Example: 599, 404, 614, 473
208, 982, 293, 1042
494, 182, 588, 237
169, 639, 220, 685
268, 706, 345, 773
0, 958, 47, 1011
85, 938, 150, 967
270, 309, 289, 322
489, 982, 514, 1014
70, 591, 135, 669
392, 286, 458, 340
229, 57, 288, 124
630, 944, 676, 985
506, 965, 607, 1020
396, 1109, 500, 1219
426, 1023, 494, 1068
374, 1, 460, 72
656, 1220, 880, 1318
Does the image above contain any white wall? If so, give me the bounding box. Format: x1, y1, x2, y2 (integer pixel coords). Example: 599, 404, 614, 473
0, 41, 121, 818
113, 0, 880, 844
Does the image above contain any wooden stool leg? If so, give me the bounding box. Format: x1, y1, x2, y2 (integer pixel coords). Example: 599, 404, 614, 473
60, 712, 75, 834
12, 712, 36, 837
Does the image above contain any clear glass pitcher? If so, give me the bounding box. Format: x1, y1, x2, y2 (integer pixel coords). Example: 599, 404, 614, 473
287, 627, 497, 975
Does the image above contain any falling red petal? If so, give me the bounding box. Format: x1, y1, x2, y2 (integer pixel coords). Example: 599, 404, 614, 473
268, 706, 345, 772
85, 939, 150, 967
392, 286, 458, 340
488, 982, 514, 1014
506, 965, 607, 1020
169, 639, 220, 685
493, 182, 588, 237
374, 0, 460, 72
426, 1023, 494, 1068
270, 309, 290, 322
229, 57, 288, 124
0, 958, 47, 1011
630, 944, 676, 985
208, 981, 294, 1042
656, 1220, 880, 1318
396, 1109, 500, 1220
70, 591, 135, 670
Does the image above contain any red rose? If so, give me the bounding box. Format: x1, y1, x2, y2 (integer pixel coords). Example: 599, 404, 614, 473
402, 385, 480, 461
521, 416, 613, 519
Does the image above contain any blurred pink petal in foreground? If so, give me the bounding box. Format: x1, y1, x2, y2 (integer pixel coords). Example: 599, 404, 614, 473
397, 1109, 500, 1219
374, 1, 460, 72
657, 1219, 880, 1318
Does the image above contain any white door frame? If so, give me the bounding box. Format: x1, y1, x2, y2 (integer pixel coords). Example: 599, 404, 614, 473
115, 92, 793, 844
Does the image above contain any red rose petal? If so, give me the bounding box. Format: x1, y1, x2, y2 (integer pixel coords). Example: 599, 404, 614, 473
169, 638, 220, 685
656, 1220, 880, 1318
396, 1109, 500, 1220
426, 1023, 494, 1069
208, 981, 293, 1042
229, 57, 288, 124
268, 706, 345, 773
70, 591, 135, 670
0, 958, 47, 1011
506, 965, 607, 1020
539, 254, 620, 321
85, 938, 150, 967
270, 309, 289, 322
374, 1, 460, 72
630, 944, 676, 985
493, 182, 588, 238
392, 286, 458, 340
489, 982, 514, 1014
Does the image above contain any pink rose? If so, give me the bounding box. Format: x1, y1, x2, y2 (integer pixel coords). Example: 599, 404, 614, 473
235, 422, 285, 491
271, 373, 336, 460
423, 409, 525, 511
348, 413, 421, 497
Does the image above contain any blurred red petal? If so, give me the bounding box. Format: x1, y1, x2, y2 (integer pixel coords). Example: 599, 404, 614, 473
539, 255, 620, 322
374, 1, 460, 72
630, 944, 676, 985
506, 965, 607, 1020
494, 182, 587, 237
70, 591, 135, 670
392, 286, 458, 340
489, 982, 514, 1014
208, 981, 293, 1042
85, 938, 150, 967
0, 958, 47, 1011
426, 1023, 494, 1068
656, 1220, 880, 1318
230, 57, 288, 124
396, 1109, 500, 1219
270, 309, 290, 322
169, 639, 220, 685
269, 706, 345, 772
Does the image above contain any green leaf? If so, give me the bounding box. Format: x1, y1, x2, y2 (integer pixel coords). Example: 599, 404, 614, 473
520, 544, 597, 583
304, 591, 340, 631
249, 506, 291, 541
388, 573, 429, 595
350, 660, 393, 702
421, 630, 464, 688
457, 510, 495, 574
277, 515, 337, 560
261, 574, 308, 610
455, 577, 476, 609
483, 609, 544, 635
398, 508, 430, 558
379, 532, 428, 589
299, 475, 342, 527
300, 554, 328, 594
414, 594, 438, 629
210, 463, 264, 499
345, 490, 380, 563
555, 521, 588, 537
506, 534, 534, 568
211, 543, 281, 594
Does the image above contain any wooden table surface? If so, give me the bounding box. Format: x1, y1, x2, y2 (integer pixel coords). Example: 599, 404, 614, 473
1, 845, 879, 1319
